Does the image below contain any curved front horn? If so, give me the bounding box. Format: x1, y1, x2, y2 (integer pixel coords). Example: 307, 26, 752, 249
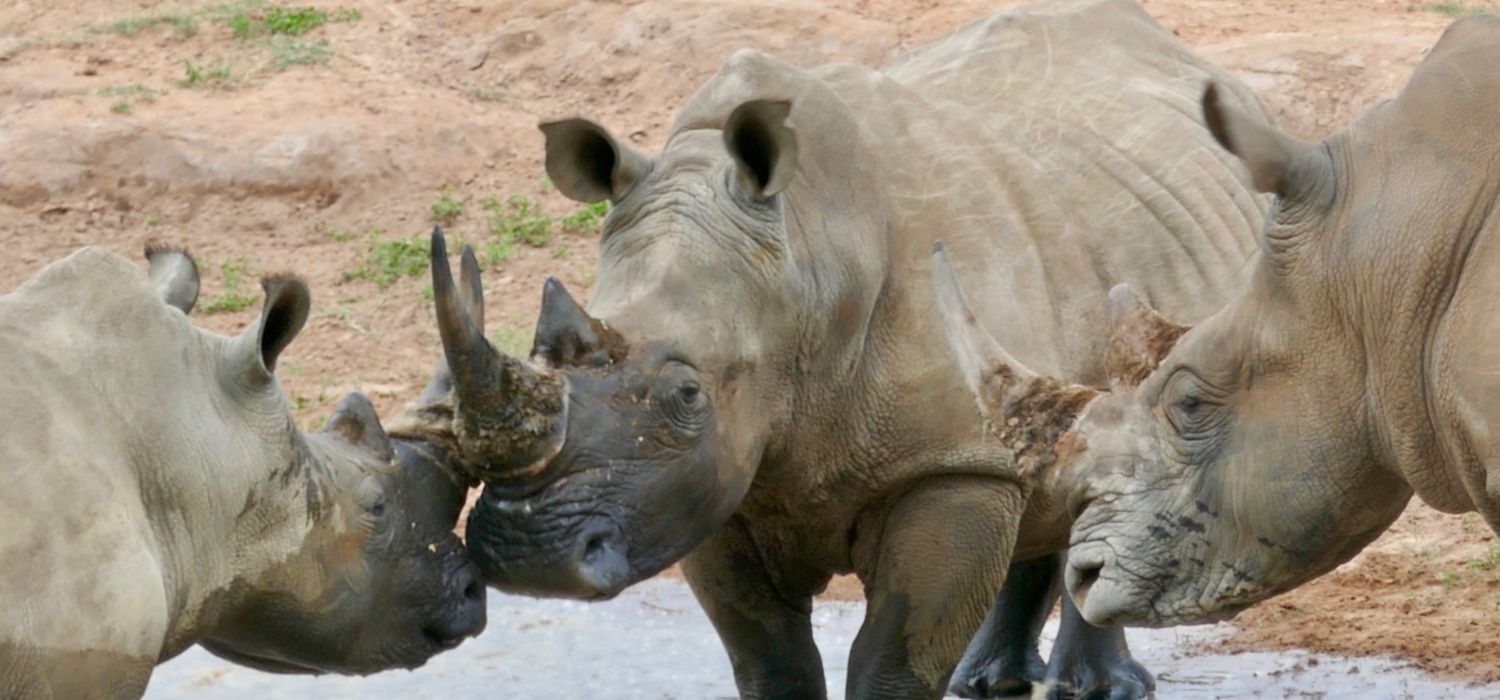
431, 226, 568, 481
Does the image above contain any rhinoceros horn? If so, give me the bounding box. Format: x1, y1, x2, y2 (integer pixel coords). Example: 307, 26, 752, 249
532, 277, 624, 369
931, 243, 1098, 477
430, 226, 567, 481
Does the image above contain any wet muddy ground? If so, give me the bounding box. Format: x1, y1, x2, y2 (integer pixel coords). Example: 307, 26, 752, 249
146, 578, 1481, 699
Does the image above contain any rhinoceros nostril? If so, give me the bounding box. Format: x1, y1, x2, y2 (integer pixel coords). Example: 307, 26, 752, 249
1072, 561, 1103, 606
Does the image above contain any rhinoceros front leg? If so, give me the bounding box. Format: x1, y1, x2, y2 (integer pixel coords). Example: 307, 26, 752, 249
848, 476, 1025, 700
1039, 592, 1154, 700
949, 553, 1060, 698
682, 516, 827, 700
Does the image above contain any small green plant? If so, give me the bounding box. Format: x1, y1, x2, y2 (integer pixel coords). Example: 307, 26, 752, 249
482, 239, 513, 267
201, 258, 258, 314
552, 245, 571, 260
100, 84, 162, 113
561, 200, 609, 233
491, 325, 535, 358
348, 233, 429, 287
269, 36, 331, 69
99, 13, 199, 38
485, 195, 551, 247
228, 4, 358, 37
179, 60, 233, 89
1438, 570, 1462, 588
1468, 542, 1500, 573
263, 6, 328, 35
314, 220, 354, 242
470, 86, 505, 102
430, 189, 465, 224
1419, 2, 1496, 15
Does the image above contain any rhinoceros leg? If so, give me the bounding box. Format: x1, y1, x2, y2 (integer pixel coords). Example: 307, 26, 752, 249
1039, 593, 1154, 700
847, 476, 1024, 700
682, 517, 827, 700
948, 554, 1060, 698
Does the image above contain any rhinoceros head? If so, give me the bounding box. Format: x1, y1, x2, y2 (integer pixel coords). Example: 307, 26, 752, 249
936, 28, 1500, 628
182, 264, 484, 673
430, 78, 824, 598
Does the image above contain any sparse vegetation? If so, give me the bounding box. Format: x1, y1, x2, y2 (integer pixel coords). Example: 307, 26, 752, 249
269, 36, 332, 69
179, 60, 234, 89
226, 3, 362, 37
314, 220, 354, 242
96, 13, 200, 38
201, 259, 258, 314
1438, 570, 1462, 588
1467, 541, 1500, 573
470, 86, 505, 103
1417, 2, 1496, 15
100, 84, 163, 113
482, 239, 514, 267
561, 200, 609, 233
347, 233, 430, 287
430, 189, 466, 224
485, 195, 551, 247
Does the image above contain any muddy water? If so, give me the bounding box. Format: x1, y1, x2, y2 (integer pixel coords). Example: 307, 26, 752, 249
146, 578, 1480, 699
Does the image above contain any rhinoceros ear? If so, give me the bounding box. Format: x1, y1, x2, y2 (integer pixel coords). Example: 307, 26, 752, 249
144, 241, 200, 314
1104, 284, 1189, 389
1202, 83, 1318, 196
323, 391, 394, 461
724, 99, 798, 201
246, 277, 310, 380
540, 118, 648, 204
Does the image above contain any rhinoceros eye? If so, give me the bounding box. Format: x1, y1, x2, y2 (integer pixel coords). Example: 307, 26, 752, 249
1162, 370, 1226, 440
678, 382, 702, 405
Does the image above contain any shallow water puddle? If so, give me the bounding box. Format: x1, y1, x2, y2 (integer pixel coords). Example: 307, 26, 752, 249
147, 578, 1479, 699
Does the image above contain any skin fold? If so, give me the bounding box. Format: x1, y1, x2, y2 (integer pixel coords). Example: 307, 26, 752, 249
936, 14, 1500, 632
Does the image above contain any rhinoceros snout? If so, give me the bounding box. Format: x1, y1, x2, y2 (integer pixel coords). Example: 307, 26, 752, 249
424, 560, 487, 648
465, 490, 633, 600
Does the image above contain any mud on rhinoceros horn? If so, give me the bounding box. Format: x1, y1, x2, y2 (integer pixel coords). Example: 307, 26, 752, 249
429, 226, 568, 481
1103, 284, 1190, 389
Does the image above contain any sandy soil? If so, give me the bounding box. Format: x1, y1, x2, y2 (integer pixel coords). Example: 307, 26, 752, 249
1, 0, 1494, 686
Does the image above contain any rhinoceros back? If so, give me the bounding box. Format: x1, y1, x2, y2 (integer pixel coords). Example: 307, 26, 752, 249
844, 0, 1270, 381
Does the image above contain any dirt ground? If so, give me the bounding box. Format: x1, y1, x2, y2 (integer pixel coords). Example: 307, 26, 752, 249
2, 0, 1495, 686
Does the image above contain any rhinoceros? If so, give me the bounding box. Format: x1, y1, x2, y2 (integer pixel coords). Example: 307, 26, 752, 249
431, 0, 1270, 696
932, 14, 1500, 630
0, 245, 485, 699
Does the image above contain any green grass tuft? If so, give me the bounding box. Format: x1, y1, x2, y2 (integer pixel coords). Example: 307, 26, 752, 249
179, 60, 234, 89
485, 195, 551, 247
1467, 541, 1500, 573
98, 13, 200, 38
201, 259, 258, 314
347, 233, 430, 287
561, 200, 609, 233
430, 189, 466, 224
269, 36, 331, 69
1419, 2, 1496, 15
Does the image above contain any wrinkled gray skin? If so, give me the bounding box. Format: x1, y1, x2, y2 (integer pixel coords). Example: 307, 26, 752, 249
449, 1, 1268, 697
941, 14, 1500, 631
0, 246, 485, 699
